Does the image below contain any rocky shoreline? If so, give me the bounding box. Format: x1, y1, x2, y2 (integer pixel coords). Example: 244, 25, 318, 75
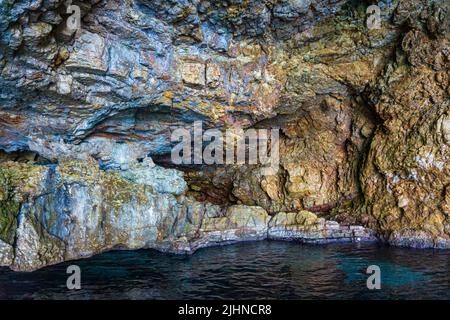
0, 160, 445, 273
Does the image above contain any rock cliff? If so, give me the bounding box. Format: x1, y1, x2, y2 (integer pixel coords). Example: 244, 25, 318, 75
0, 0, 448, 271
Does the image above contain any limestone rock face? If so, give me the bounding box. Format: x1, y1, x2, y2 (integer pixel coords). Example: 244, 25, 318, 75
0, 160, 270, 271
0, 240, 13, 267
268, 211, 377, 243
0, 0, 449, 270
334, 3, 450, 248
0, 160, 371, 271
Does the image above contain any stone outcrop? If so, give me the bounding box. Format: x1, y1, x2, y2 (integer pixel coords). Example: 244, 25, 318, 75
329, 1, 450, 248
268, 211, 376, 243
0, 160, 373, 271
0, 0, 449, 270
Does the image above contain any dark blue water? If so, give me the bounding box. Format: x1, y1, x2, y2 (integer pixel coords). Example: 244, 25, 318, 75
0, 241, 449, 299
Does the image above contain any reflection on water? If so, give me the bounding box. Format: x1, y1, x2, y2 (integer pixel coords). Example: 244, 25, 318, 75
0, 241, 449, 299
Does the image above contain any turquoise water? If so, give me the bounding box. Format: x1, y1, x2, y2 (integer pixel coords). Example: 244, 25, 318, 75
0, 241, 449, 299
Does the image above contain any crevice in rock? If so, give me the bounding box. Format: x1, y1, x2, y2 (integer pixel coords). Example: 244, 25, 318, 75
0, 150, 55, 165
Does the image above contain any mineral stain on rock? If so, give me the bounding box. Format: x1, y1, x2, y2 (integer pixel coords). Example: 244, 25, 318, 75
0, 0, 449, 271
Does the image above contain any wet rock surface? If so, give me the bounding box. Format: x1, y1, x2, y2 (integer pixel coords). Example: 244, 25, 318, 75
0, 0, 449, 270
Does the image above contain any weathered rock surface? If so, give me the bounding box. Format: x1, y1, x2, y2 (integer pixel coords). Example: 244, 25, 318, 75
268, 211, 376, 243
0, 160, 372, 271
0, 239, 13, 267
330, 0, 450, 248
0, 0, 449, 270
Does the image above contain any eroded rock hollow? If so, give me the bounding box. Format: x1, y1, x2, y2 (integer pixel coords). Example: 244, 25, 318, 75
0, 0, 449, 271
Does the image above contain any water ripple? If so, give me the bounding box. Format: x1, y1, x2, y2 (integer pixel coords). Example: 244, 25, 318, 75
0, 241, 449, 299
